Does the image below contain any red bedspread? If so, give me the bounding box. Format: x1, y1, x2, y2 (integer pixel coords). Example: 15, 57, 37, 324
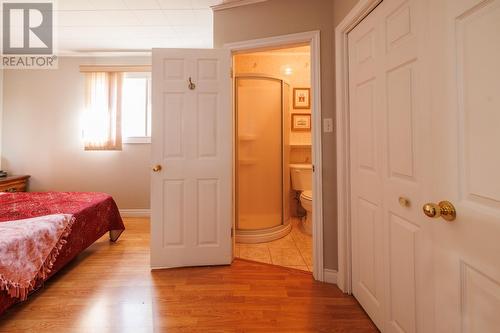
0, 192, 125, 316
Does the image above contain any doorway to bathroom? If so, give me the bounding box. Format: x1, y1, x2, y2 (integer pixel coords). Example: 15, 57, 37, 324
232, 44, 313, 273
150, 31, 324, 281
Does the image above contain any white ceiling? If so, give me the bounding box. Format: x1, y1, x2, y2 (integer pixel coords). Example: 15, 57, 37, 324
53, 0, 222, 54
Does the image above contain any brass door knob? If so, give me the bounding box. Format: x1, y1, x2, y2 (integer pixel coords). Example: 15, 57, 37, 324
422, 201, 456, 221
152, 165, 162, 172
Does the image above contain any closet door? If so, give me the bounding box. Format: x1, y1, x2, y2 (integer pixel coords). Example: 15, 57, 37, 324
348, 5, 386, 329
428, 0, 500, 331
150, 48, 232, 269
348, 0, 434, 331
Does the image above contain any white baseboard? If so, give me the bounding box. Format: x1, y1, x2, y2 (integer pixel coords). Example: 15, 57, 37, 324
119, 209, 150, 218
323, 269, 338, 284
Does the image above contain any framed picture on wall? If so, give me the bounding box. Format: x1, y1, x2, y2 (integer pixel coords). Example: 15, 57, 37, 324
293, 87, 311, 109
292, 113, 311, 131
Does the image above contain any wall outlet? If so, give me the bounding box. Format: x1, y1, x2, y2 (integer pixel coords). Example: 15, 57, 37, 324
323, 118, 333, 133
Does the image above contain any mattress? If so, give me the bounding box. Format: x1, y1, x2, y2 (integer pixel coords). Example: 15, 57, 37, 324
0, 192, 125, 316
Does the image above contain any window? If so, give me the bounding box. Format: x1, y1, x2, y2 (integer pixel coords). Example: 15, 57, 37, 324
122, 72, 152, 143
80, 65, 152, 150
83, 72, 123, 151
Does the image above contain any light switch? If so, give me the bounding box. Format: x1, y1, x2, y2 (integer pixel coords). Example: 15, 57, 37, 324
323, 118, 333, 133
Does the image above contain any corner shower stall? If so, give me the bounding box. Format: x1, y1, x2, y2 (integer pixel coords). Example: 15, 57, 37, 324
235, 74, 291, 243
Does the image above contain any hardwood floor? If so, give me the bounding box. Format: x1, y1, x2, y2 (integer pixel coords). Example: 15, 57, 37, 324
0, 218, 378, 333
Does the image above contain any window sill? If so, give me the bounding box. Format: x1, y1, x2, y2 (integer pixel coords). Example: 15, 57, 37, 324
123, 137, 151, 144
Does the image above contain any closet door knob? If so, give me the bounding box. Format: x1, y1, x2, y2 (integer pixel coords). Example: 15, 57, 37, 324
423, 201, 456, 221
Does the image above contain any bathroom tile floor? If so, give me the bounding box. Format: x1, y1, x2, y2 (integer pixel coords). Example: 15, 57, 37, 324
235, 218, 313, 272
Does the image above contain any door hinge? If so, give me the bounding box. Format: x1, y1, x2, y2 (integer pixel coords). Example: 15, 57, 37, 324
231, 227, 234, 237
312, 165, 315, 172
230, 67, 233, 78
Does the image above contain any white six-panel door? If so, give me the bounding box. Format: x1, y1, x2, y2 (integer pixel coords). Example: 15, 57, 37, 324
150, 48, 232, 269
348, 6, 385, 328
348, 0, 434, 331
429, 0, 500, 331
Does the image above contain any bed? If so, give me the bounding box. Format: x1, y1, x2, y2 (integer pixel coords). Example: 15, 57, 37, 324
0, 192, 125, 316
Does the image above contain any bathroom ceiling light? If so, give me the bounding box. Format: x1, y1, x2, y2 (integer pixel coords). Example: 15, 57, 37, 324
281, 65, 293, 76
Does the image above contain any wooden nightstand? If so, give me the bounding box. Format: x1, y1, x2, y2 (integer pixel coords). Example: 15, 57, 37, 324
0, 175, 30, 193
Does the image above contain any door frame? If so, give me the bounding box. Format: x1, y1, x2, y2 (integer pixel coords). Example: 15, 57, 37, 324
225, 31, 325, 281
335, 0, 383, 293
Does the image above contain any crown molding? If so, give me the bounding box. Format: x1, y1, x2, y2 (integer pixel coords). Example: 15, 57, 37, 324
57, 50, 152, 57
211, 0, 268, 11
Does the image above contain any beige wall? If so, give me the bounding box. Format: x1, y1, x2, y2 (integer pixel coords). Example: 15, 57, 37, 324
215, 0, 343, 270
334, 0, 360, 27
1, 56, 151, 209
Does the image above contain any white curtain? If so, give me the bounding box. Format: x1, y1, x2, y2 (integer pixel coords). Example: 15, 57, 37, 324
83, 72, 123, 150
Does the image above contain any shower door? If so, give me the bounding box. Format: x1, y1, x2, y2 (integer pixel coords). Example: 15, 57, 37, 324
236, 76, 283, 231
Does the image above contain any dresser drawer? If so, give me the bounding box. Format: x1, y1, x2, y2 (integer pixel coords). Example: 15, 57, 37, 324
0, 181, 26, 193
0, 176, 30, 192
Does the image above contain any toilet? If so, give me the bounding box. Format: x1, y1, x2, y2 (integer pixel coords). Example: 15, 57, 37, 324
290, 164, 313, 235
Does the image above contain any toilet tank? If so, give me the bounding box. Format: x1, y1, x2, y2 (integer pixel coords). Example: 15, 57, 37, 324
290, 164, 312, 191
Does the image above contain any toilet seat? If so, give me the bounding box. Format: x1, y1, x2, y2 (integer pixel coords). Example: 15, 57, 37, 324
298, 190, 313, 235
300, 190, 312, 201
299, 190, 313, 212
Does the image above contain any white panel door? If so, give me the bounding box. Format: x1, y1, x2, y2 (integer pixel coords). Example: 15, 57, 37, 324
150, 48, 232, 269
348, 6, 386, 329
348, 0, 434, 331
428, 0, 500, 331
